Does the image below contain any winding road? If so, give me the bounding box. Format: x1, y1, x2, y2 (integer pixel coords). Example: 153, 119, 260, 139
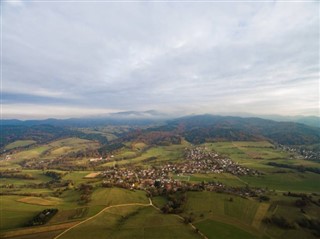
54, 197, 207, 239
53, 199, 153, 239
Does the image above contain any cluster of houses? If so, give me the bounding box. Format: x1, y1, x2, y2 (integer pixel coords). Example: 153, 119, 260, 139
99, 166, 265, 198
100, 167, 172, 189
97, 146, 260, 193
277, 144, 319, 161
184, 147, 260, 175
89, 155, 114, 162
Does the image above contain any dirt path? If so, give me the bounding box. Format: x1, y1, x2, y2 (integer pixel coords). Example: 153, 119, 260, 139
1, 221, 79, 238
54, 201, 152, 239
252, 203, 270, 229
150, 198, 208, 239
4, 198, 207, 239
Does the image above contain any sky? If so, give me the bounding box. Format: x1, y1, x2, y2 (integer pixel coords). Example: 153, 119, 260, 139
1, 0, 319, 119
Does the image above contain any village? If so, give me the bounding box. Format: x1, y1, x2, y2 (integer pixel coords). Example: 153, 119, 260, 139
276, 144, 319, 161
2, 145, 265, 198
93, 146, 261, 197
98, 167, 265, 199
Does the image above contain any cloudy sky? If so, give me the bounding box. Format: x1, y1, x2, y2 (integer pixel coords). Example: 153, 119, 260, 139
2, 0, 319, 119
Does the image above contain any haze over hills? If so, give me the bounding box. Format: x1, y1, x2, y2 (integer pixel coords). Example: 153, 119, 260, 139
1, 113, 320, 239
1, 114, 319, 149
1, 1, 319, 239
2, 110, 319, 127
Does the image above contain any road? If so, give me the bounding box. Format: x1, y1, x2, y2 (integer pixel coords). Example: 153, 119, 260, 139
53, 200, 152, 239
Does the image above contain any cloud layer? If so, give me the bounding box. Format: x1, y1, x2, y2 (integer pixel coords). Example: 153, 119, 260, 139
2, 1, 319, 119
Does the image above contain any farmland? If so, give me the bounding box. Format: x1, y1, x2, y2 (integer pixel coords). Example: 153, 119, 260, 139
5, 138, 99, 162
1, 132, 320, 239
195, 219, 257, 239
57, 206, 202, 239
4, 140, 36, 151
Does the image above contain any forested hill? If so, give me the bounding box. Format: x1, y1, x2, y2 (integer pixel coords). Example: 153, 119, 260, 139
154, 115, 320, 145
1, 115, 319, 148
0, 125, 109, 149
1, 117, 159, 127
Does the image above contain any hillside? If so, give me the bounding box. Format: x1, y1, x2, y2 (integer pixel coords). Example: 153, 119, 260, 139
0, 125, 109, 149
1, 118, 320, 239
2, 115, 319, 149
159, 115, 320, 145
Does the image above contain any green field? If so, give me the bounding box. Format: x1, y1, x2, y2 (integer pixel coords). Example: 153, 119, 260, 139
13, 146, 51, 161
90, 188, 148, 206
261, 194, 320, 239
183, 191, 267, 238
0, 187, 148, 231
0, 170, 54, 186
62, 171, 94, 186
185, 191, 261, 225
58, 206, 201, 239
188, 173, 246, 187
103, 142, 189, 167
0, 195, 50, 230
0, 189, 82, 231
4, 140, 36, 150
8, 138, 99, 162
203, 141, 320, 193
195, 219, 258, 239
240, 172, 320, 192
1, 139, 319, 239
77, 126, 131, 141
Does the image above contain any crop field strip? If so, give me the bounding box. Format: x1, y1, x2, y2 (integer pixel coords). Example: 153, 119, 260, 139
1, 137, 320, 239
57, 204, 202, 239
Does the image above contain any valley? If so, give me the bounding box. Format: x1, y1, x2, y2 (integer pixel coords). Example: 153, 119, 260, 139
0, 115, 320, 239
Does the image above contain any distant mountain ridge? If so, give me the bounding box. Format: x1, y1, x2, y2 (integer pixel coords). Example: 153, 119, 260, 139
2, 111, 318, 127
153, 115, 320, 145
1, 114, 319, 147
1, 117, 160, 127
244, 115, 320, 128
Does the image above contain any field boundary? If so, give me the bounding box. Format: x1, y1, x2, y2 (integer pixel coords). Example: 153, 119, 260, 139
53, 200, 153, 239
1, 221, 79, 238
252, 203, 270, 229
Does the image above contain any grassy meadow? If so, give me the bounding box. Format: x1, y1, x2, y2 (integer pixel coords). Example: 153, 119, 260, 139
102, 140, 190, 167
4, 140, 36, 150
195, 219, 259, 239
58, 206, 201, 239
1, 138, 319, 239
5, 138, 99, 162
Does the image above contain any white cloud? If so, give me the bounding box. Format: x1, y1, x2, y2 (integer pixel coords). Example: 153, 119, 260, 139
1, 104, 120, 120
5, 0, 24, 7
2, 1, 319, 118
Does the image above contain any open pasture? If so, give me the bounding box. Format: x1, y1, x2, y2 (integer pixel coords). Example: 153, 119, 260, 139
185, 191, 261, 225
205, 141, 320, 170
184, 191, 266, 238
45, 138, 99, 159
0, 195, 50, 230
77, 125, 131, 141
17, 196, 62, 206
58, 206, 201, 239
0, 170, 53, 187
131, 142, 148, 151
4, 140, 36, 150
240, 171, 320, 193
195, 219, 259, 239
261, 194, 320, 239
103, 143, 187, 167
187, 173, 246, 187
205, 141, 288, 170
12, 146, 50, 161
90, 187, 148, 207
8, 138, 99, 162
203, 141, 320, 192
62, 171, 99, 186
